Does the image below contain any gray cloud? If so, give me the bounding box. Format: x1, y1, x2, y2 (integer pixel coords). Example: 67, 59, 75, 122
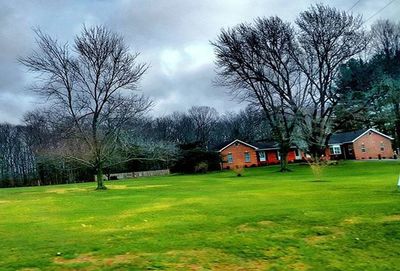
0, 0, 399, 124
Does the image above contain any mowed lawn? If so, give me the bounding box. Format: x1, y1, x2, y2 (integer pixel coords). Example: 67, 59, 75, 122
1, 161, 400, 270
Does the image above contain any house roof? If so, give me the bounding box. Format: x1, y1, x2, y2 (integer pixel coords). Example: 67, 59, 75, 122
328, 128, 393, 145
218, 139, 259, 152
251, 141, 280, 150
217, 139, 294, 152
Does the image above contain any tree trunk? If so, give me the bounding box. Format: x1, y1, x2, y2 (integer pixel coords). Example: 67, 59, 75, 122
394, 102, 400, 152
95, 166, 107, 190
279, 142, 291, 172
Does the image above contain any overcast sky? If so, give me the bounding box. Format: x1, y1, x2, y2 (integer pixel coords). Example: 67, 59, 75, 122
0, 0, 399, 124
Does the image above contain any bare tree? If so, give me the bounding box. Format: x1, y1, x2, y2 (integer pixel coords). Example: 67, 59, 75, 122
0, 123, 37, 187
212, 16, 307, 171
371, 19, 400, 57
293, 4, 368, 161
19, 26, 152, 189
188, 106, 219, 148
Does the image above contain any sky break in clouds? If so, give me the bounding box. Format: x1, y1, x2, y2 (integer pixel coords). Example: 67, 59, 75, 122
0, 0, 399, 124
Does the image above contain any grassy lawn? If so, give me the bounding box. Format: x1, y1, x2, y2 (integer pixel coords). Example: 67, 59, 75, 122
0, 161, 400, 270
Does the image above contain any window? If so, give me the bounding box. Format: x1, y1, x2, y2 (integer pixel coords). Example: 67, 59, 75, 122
380, 142, 385, 152
259, 151, 266, 162
244, 152, 251, 162
361, 143, 366, 153
277, 151, 281, 160
227, 153, 233, 163
329, 145, 341, 155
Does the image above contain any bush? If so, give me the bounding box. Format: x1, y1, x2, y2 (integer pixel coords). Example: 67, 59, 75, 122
171, 147, 222, 174
232, 165, 244, 177
194, 162, 208, 173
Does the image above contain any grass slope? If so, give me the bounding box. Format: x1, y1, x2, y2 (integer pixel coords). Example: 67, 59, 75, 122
0, 161, 400, 270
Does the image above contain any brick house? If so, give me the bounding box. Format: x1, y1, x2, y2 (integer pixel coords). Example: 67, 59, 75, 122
218, 128, 394, 169
218, 139, 302, 169
328, 128, 394, 160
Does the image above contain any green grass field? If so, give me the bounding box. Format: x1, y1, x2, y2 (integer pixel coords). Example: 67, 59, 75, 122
1, 161, 400, 270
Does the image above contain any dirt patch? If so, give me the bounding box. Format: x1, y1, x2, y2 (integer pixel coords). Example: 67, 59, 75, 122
211, 261, 269, 271
164, 249, 270, 271
54, 252, 144, 268
304, 235, 328, 245
341, 217, 364, 225
305, 226, 344, 245
237, 223, 258, 232
54, 249, 271, 270
288, 262, 310, 271
130, 184, 171, 189
45, 188, 88, 194
54, 253, 97, 264
381, 215, 400, 222
237, 220, 276, 232
257, 220, 275, 227
105, 184, 128, 190
118, 203, 173, 219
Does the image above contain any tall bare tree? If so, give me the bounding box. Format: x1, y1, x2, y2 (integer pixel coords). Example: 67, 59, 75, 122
371, 20, 400, 57
188, 106, 219, 148
212, 16, 307, 171
19, 26, 151, 189
293, 4, 368, 161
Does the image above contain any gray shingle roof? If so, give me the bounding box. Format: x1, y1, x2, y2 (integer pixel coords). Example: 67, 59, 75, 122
328, 129, 368, 144
251, 141, 279, 150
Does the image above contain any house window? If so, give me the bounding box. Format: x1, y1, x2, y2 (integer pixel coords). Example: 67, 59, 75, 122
259, 151, 266, 162
227, 153, 233, 163
361, 143, 366, 153
329, 145, 342, 155
380, 142, 384, 152
277, 151, 281, 160
244, 152, 251, 162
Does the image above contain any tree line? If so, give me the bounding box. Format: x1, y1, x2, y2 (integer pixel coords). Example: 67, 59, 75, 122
1, 4, 399, 188
0, 104, 271, 187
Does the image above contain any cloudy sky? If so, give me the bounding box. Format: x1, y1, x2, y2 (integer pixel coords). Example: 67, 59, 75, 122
0, 0, 399, 124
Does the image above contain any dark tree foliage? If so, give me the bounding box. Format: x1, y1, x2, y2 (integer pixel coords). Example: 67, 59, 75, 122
171, 146, 221, 174
334, 58, 384, 131
335, 19, 400, 149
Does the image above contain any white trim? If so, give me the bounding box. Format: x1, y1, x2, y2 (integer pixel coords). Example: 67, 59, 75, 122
259, 151, 266, 162
227, 153, 233, 163
330, 144, 342, 155
218, 139, 258, 152
352, 128, 394, 143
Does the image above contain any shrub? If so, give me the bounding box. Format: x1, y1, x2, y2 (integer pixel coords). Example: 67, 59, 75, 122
171, 147, 222, 173
232, 165, 244, 177
194, 162, 208, 173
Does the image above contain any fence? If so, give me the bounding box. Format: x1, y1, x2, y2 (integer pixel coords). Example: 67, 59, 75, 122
95, 169, 170, 181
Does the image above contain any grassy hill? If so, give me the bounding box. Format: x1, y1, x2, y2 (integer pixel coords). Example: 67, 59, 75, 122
0, 161, 400, 270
